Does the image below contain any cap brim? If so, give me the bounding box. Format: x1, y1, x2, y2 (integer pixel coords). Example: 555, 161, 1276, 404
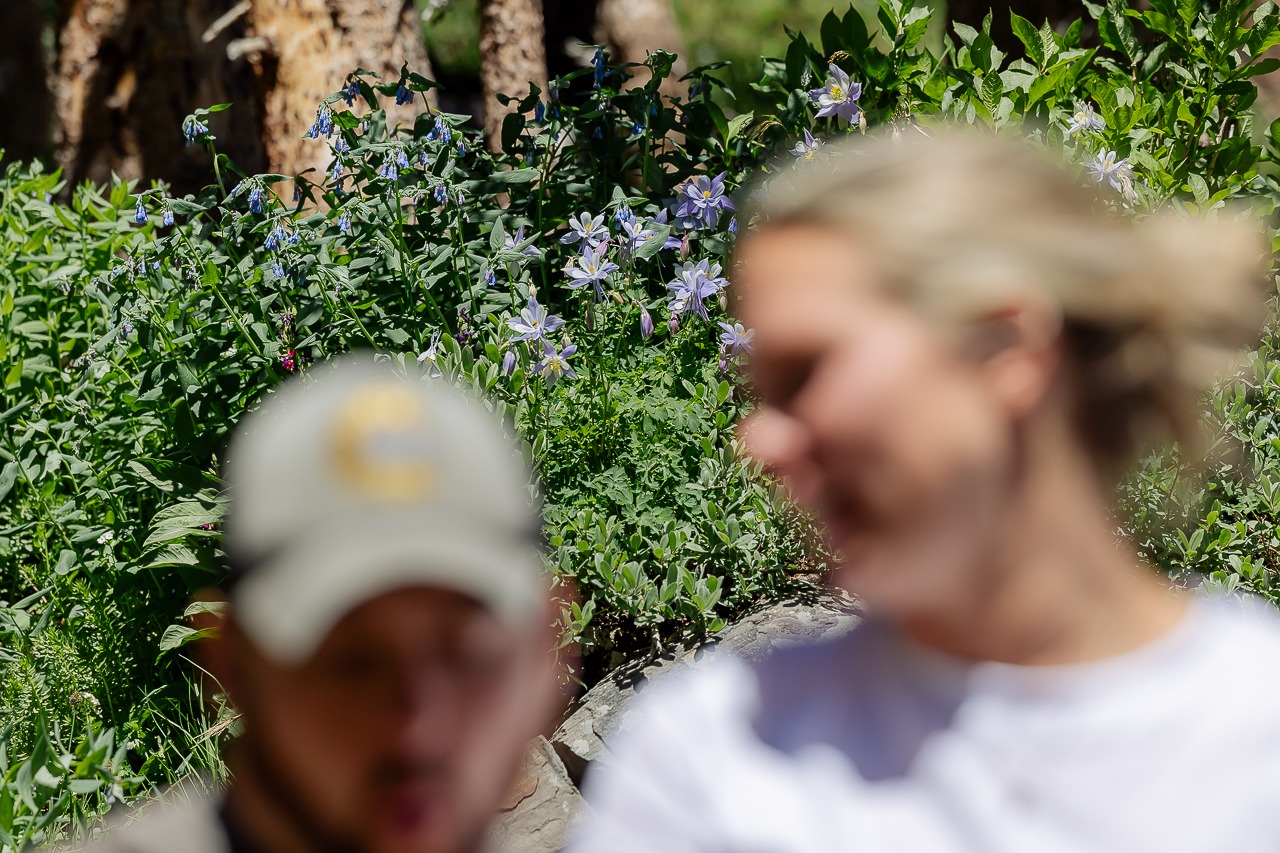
232, 512, 546, 664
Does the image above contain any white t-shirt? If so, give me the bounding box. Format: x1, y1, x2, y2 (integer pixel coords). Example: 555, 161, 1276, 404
570, 597, 1280, 853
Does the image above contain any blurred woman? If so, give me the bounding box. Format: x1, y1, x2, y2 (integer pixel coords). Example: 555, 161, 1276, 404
569, 133, 1280, 853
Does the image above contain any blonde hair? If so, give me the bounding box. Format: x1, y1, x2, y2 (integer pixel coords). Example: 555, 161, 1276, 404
743, 132, 1268, 476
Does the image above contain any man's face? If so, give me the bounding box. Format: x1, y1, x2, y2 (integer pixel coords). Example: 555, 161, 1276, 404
223, 587, 558, 853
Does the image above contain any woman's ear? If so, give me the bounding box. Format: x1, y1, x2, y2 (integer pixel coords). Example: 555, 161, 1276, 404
971, 300, 1063, 422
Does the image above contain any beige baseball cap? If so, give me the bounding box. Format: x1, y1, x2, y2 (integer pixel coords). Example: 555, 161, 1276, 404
222, 353, 544, 664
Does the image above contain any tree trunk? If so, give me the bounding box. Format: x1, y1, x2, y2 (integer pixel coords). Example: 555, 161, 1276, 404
479, 0, 548, 151
245, 0, 435, 192
49, 0, 433, 197
595, 0, 685, 101
0, 0, 52, 166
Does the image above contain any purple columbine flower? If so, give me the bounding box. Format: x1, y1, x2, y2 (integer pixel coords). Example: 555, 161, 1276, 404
718, 322, 755, 357
502, 349, 518, 376
639, 304, 654, 339
503, 225, 543, 277
565, 246, 620, 301
619, 218, 657, 259
808, 63, 861, 123
667, 259, 726, 321
535, 339, 577, 385
560, 212, 609, 251
675, 172, 736, 229
507, 296, 564, 343
791, 129, 824, 162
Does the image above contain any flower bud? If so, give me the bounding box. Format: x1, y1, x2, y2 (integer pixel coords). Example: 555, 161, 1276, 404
719, 292, 728, 312
528, 284, 538, 298
502, 349, 517, 376
585, 303, 595, 331
668, 314, 680, 335
679, 233, 691, 260
718, 357, 728, 373
639, 306, 654, 339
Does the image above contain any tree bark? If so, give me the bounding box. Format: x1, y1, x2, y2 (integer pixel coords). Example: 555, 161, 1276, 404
49, 0, 433, 197
595, 0, 685, 101
479, 0, 548, 151
246, 0, 435, 192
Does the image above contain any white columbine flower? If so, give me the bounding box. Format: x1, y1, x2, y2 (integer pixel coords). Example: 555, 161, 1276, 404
1066, 103, 1105, 137
1083, 149, 1135, 199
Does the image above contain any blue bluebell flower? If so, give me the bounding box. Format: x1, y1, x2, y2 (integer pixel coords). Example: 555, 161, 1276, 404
808, 64, 861, 123
293, 185, 300, 202
483, 267, 497, 288
273, 260, 284, 277
397, 150, 410, 169
592, 48, 606, 89
335, 137, 350, 154
633, 124, 643, 135
728, 216, 738, 235
332, 162, 344, 181
458, 140, 467, 157
396, 85, 414, 106
163, 208, 175, 227
614, 207, 635, 227
345, 80, 359, 106
434, 184, 447, 203
534, 102, 545, 122
419, 150, 430, 167
434, 117, 452, 145
133, 198, 148, 224
249, 188, 263, 213
289, 230, 299, 245
183, 118, 209, 147
338, 212, 352, 232
265, 224, 286, 252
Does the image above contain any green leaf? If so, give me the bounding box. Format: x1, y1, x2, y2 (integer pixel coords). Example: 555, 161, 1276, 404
1010, 12, 1045, 66
1188, 173, 1210, 205
54, 550, 76, 576
490, 169, 539, 184
0, 463, 18, 504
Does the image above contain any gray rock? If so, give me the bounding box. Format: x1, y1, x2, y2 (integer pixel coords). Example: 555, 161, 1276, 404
485, 736, 589, 853
550, 590, 860, 786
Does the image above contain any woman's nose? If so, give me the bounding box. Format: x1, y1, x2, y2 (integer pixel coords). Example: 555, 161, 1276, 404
740, 408, 822, 507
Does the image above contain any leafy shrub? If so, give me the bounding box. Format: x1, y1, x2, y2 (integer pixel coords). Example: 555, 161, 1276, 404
4, 0, 1280, 840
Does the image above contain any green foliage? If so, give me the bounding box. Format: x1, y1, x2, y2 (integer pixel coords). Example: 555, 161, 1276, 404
4, 0, 1280, 841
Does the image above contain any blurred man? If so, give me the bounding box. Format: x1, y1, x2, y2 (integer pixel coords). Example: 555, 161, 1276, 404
89, 356, 563, 853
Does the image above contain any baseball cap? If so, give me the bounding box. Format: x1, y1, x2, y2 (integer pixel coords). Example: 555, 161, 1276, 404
221, 353, 545, 664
